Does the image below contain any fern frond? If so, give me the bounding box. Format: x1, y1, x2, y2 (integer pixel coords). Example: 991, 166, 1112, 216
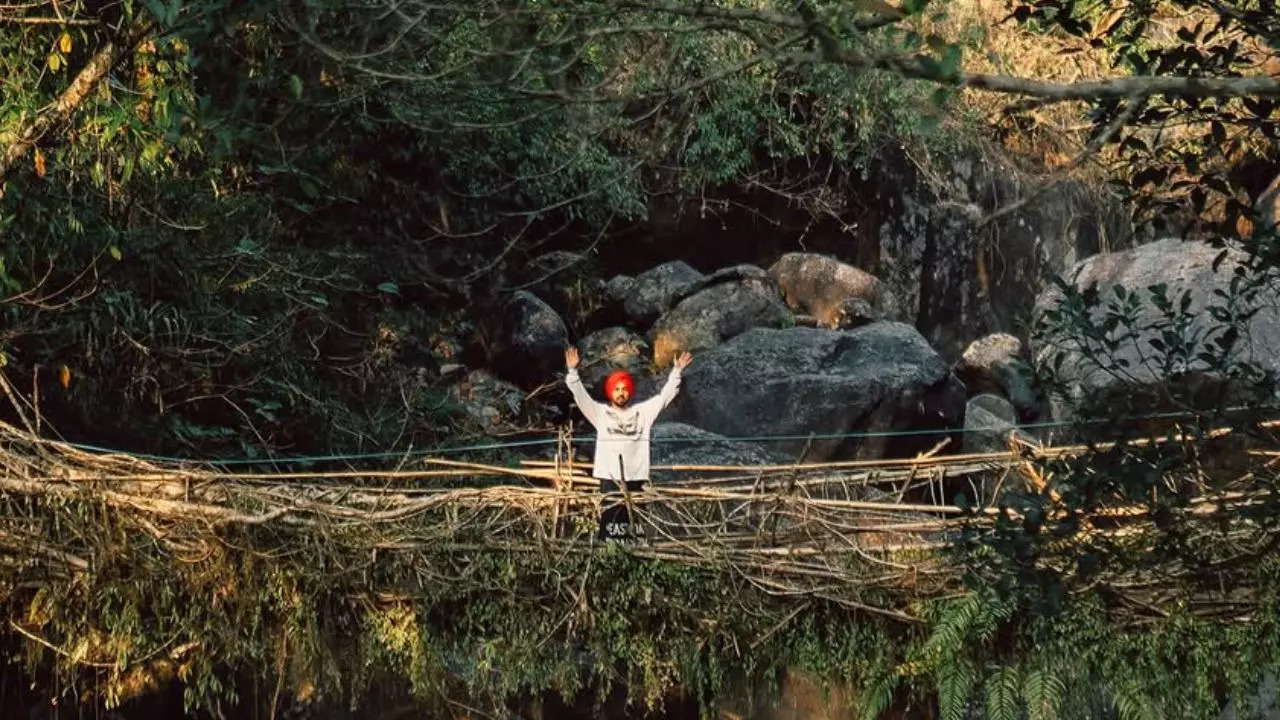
856, 672, 898, 720
925, 593, 982, 658
984, 666, 1020, 720
1114, 682, 1159, 720
1023, 667, 1065, 720
975, 594, 1016, 641
936, 655, 976, 720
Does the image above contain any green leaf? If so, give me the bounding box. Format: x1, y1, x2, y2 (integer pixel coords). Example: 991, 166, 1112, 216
288, 74, 303, 100
1023, 668, 1065, 720
1115, 684, 1158, 720
108, 245, 123, 261
143, 0, 167, 23
856, 672, 899, 720
377, 282, 401, 295
939, 43, 963, 77
937, 656, 976, 720
984, 666, 1020, 720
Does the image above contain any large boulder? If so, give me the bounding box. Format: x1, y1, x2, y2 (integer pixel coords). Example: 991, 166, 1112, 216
495, 291, 569, 388
767, 252, 900, 328
678, 263, 773, 298
954, 333, 1039, 417
873, 144, 1132, 360
575, 326, 655, 397
650, 272, 791, 368
1033, 237, 1280, 420
666, 324, 962, 461
619, 261, 704, 326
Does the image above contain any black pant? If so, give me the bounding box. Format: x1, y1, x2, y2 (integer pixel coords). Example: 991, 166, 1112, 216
599, 479, 646, 543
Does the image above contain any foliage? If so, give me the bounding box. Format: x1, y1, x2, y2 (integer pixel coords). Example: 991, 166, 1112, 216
4, 0, 1280, 716
1006, 0, 1280, 238
8, 488, 1280, 719
0, 0, 968, 461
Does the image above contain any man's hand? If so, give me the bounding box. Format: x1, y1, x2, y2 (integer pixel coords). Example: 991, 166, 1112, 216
674, 351, 692, 370
565, 346, 580, 370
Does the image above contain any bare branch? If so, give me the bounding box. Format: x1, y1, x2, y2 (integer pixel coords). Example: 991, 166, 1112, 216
0, 15, 96, 24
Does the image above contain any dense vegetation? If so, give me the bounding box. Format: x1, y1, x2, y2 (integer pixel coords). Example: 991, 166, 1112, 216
2, 0, 1279, 717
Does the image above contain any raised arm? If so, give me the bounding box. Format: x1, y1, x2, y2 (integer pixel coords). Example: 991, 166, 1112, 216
650, 351, 692, 415
564, 347, 604, 428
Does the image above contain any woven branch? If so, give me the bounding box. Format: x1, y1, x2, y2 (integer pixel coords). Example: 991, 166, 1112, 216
1, 410, 1278, 624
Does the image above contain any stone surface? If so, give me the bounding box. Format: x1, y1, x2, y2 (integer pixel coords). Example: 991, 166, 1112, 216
666, 324, 960, 461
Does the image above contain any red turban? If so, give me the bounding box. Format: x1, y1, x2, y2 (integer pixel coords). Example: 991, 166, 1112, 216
604, 370, 635, 397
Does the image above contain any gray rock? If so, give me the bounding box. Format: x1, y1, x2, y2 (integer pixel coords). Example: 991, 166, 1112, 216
621, 261, 704, 326
650, 274, 791, 368
1033, 237, 1280, 421
666, 324, 959, 461
649, 422, 792, 482
954, 333, 1039, 416
605, 274, 636, 303
497, 291, 569, 388
446, 370, 525, 430
963, 394, 1018, 454
677, 263, 774, 300
873, 145, 1132, 361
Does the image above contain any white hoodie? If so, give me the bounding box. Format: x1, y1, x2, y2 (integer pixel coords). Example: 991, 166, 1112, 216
565, 367, 683, 481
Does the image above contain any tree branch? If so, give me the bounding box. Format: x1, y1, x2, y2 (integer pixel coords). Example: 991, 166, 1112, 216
795, 49, 1280, 102
0, 21, 154, 183
977, 93, 1146, 228
0, 16, 96, 24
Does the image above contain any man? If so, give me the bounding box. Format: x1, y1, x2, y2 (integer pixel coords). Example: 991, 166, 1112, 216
564, 346, 692, 543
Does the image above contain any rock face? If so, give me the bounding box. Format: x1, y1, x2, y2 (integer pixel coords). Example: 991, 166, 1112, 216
618, 261, 704, 326
648, 422, 791, 482
1033, 237, 1280, 420
650, 271, 791, 368
666, 324, 961, 461
767, 252, 900, 328
873, 144, 1132, 360
954, 333, 1038, 417
496, 291, 569, 388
